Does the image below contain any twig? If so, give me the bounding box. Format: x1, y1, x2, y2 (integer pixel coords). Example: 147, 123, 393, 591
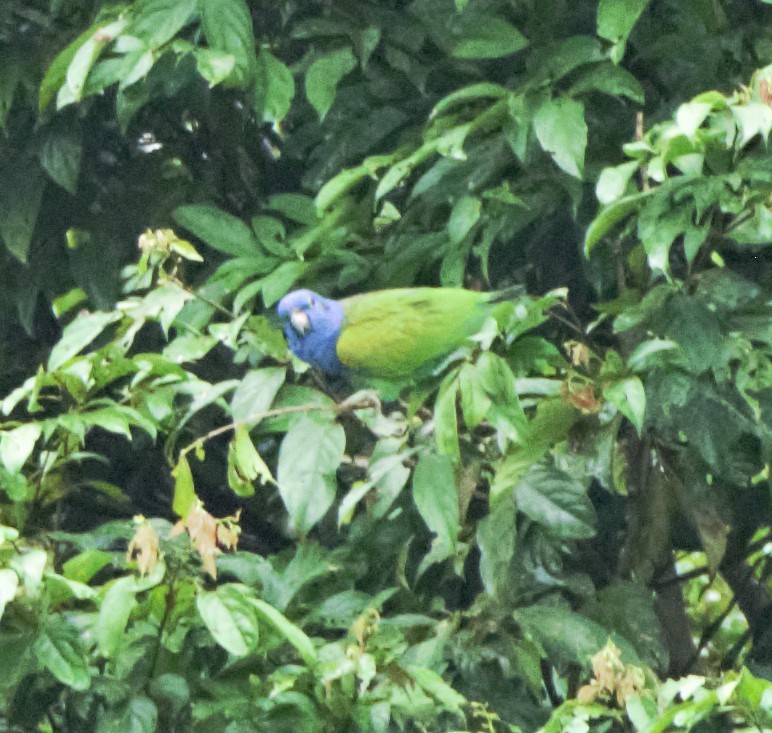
178, 394, 380, 459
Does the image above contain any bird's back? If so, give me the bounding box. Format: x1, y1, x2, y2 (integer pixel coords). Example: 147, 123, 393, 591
336, 288, 491, 378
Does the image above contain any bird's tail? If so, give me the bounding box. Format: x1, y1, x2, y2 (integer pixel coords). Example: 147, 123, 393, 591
487, 284, 526, 303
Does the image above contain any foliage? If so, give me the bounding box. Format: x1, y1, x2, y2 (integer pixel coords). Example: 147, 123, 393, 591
0, 0, 771, 731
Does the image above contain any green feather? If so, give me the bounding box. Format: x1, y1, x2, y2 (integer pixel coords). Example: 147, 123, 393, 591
335, 287, 516, 379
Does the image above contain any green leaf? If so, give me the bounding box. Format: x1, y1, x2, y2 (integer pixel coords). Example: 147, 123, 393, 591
199, 0, 256, 87
57, 20, 127, 107
34, 619, 90, 690
197, 584, 260, 656
432, 82, 509, 116
259, 260, 308, 307
597, 0, 651, 44
254, 48, 295, 123
412, 452, 459, 573
305, 48, 357, 120
0, 165, 44, 263
250, 597, 317, 664
458, 363, 492, 428
434, 374, 460, 460
582, 580, 667, 670
173, 204, 258, 256
604, 376, 646, 433
0, 423, 41, 475
533, 97, 587, 178
596, 161, 639, 205
267, 193, 318, 226
514, 464, 596, 539
230, 367, 286, 425
277, 417, 346, 533
62, 549, 113, 584
477, 487, 516, 597
38, 17, 120, 110
48, 311, 121, 370
172, 454, 196, 517
516, 605, 641, 668
96, 697, 157, 733
227, 426, 273, 496
97, 576, 139, 656
0, 569, 19, 621
447, 15, 529, 59
584, 190, 655, 254
128, 0, 197, 48
194, 48, 236, 86
447, 195, 481, 244
569, 63, 644, 103
39, 127, 82, 194
407, 665, 466, 713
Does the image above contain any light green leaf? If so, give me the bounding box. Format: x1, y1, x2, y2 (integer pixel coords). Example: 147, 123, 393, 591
199, 0, 256, 87
597, 0, 650, 44
434, 374, 461, 460
596, 161, 639, 205
0, 568, 19, 621
477, 488, 516, 597
604, 376, 646, 433
458, 363, 491, 428
194, 48, 236, 86
129, 0, 197, 48
230, 367, 286, 425
277, 417, 346, 533
97, 576, 139, 656
407, 665, 466, 713
173, 204, 258, 256
412, 452, 459, 572
305, 47, 357, 120
34, 620, 91, 690
57, 20, 127, 107
514, 464, 596, 539
569, 63, 644, 103
227, 426, 273, 496
0, 423, 42, 474
197, 584, 260, 656
48, 311, 121, 370
254, 48, 295, 123
250, 596, 317, 664
533, 97, 587, 178
447, 195, 481, 244
448, 15, 528, 59
172, 454, 196, 517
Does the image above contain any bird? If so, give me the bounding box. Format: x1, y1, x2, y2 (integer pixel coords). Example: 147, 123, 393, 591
276, 286, 523, 380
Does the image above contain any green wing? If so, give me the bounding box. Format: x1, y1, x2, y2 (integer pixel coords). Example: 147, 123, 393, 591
336, 288, 491, 378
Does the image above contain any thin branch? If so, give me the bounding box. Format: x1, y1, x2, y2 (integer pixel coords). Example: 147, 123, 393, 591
178, 394, 380, 459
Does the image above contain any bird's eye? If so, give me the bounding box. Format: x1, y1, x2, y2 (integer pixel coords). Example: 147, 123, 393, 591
309, 297, 316, 307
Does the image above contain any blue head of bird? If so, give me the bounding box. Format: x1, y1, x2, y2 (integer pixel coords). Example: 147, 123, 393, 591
277, 289, 345, 375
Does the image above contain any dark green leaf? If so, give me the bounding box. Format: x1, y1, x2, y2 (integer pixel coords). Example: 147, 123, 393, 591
514, 464, 596, 539
173, 204, 258, 256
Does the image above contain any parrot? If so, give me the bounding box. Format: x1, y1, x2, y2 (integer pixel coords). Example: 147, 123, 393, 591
276, 286, 521, 380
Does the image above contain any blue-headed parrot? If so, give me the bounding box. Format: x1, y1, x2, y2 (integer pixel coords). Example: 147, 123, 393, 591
277, 287, 521, 379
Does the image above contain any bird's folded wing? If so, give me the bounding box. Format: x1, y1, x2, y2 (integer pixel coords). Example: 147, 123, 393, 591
335, 288, 486, 378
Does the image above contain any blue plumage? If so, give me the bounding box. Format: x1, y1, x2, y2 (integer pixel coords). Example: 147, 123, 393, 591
276, 289, 346, 375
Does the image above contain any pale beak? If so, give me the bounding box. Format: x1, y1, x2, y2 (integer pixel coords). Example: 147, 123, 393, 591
290, 309, 311, 335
